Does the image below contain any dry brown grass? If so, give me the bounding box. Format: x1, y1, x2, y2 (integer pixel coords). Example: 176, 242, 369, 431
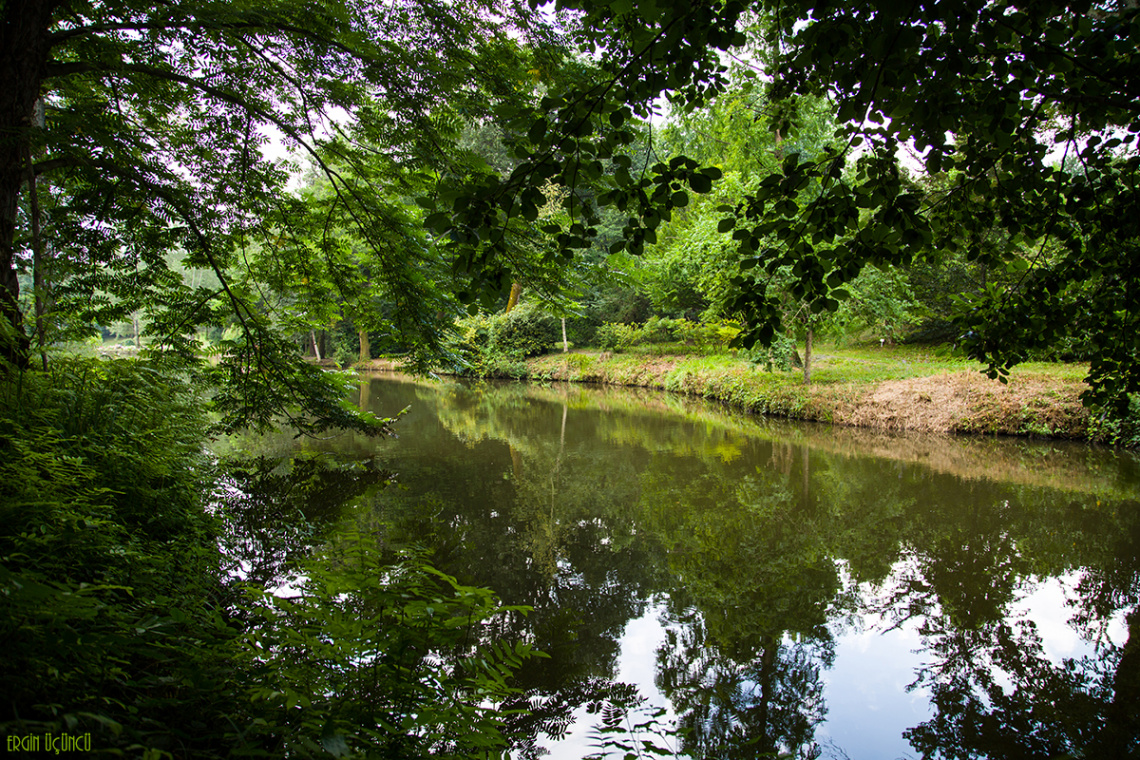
834, 371, 1089, 436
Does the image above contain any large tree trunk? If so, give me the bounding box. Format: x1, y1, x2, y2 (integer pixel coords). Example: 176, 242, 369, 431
358, 328, 370, 364
505, 282, 522, 313
0, 0, 55, 368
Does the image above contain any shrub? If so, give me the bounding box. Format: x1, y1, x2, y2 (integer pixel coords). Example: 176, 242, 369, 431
596, 321, 639, 350
1088, 395, 1140, 448
674, 319, 740, 351
492, 302, 561, 359
595, 318, 740, 353
452, 302, 560, 375
0, 359, 240, 756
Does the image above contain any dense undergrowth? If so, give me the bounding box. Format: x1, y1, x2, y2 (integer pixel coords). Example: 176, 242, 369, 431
0, 358, 537, 757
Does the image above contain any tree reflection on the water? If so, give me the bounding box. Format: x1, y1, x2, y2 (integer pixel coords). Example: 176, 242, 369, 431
656, 616, 831, 760
894, 493, 1140, 760
214, 453, 391, 586
218, 376, 1140, 759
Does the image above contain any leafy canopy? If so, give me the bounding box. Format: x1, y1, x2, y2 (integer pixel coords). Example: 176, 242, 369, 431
438, 0, 1139, 412
3, 0, 1138, 427
1, 0, 567, 430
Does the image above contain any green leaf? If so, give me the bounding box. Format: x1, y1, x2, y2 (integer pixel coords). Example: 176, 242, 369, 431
689, 173, 713, 193
424, 212, 451, 232
528, 118, 548, 143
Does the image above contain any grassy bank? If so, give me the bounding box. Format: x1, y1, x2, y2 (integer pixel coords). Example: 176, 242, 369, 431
515, 344, 1098, 440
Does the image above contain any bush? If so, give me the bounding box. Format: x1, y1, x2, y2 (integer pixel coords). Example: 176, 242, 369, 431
596, 321, 640, 350
451, 302, 560, 376
596, 318, 740, 353
673, 319, 740, 351
1088, 395, 1140, 448
0, 358, 240, 756
492, 302, 561, 359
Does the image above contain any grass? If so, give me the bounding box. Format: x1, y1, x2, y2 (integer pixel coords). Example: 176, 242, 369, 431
524, 340, 1096, 440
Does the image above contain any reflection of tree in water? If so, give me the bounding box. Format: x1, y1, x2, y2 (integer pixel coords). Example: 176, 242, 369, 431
260, 376, 1140, 759
903, 613, 1138, 759
642, 442, 840, 759
871, 485, 1140, 759
657, 613, 831, 760
367, 387, 668, 757
213, 454, 391, 587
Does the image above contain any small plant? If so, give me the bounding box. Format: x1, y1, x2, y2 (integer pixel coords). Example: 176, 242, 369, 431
1088, 395, 1140, 447
584, 685, 686, 759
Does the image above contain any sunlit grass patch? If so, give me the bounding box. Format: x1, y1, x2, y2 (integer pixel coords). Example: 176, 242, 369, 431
521, 340, 1093, 439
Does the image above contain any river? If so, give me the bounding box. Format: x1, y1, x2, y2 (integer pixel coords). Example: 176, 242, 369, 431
217, 373, 1140, 759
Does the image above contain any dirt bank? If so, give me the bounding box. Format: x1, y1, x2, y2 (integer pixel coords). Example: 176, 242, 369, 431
522, 352, 1092, 440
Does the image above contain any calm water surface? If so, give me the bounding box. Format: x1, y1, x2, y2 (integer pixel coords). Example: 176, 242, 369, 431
222, 373, 1140, 759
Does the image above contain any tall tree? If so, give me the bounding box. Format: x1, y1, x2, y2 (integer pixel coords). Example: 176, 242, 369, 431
437, 0, 1138, 414
0, 0, 563, 429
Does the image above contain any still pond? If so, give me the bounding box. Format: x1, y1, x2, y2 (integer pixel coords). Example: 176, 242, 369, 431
218, 373, 1140, 759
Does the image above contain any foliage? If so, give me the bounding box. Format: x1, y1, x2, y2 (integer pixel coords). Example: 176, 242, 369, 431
452, 300, 562, 376
584, 685, 685, 760
595, 317, 740, 354
832, 265, 924, 342
493, 301, 564, 360
1088, 395, 1140, 448
416, 0, 1140, 424
0, 359, 243, 756
645, 93, 844, 326
732, 1, 1139, 413
572, 284, 653, 345
5, 0, 1139, 429
0, 359, 543, 756
239, 532, 542, 759
195, 326, 397, 437
641, 171, 755, 320
1, 0, 568, 430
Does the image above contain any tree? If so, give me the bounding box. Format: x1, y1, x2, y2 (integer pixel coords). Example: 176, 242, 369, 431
748, 1, 1140, 413
0, 0, 565, 430
432, 0, 1138, 414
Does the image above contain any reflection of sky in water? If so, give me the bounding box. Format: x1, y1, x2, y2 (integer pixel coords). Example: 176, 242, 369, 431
537, 602, 675, 760
534, 570, 1131, 760
821, 616, 929, 760
1014, 573, 1128, 659
535, 600, 927, 760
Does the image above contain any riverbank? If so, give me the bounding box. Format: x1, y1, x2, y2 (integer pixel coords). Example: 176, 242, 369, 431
357, 345, 1102, 441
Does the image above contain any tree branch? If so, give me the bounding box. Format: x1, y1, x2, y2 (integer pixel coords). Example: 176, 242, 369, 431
49, 18, 364, 60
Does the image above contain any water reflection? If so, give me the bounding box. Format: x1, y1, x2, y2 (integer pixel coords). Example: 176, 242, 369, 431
212, 453, 392, 586
220, 374, 1140, 759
